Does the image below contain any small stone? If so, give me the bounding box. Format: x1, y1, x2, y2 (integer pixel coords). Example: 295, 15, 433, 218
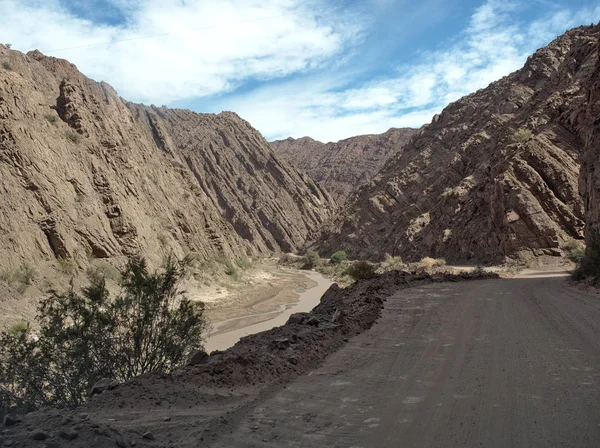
286, 312, 309, 325
331, 308, 343, 323
90, 378, 118, 397
2, 415, 20, 427
305, 315, 320, 326
142, 432, 155, 440
31, 431, 49, 441
59, 429, 78, 441
163, 416, 171, 422
115, 436, 127, 447
186, 349, 208, 366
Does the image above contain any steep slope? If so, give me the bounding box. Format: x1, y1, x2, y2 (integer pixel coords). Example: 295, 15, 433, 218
0, 46, 335, 273
271, 127, 417, 202
318, 25, 599, 263
579, 34, 600, 244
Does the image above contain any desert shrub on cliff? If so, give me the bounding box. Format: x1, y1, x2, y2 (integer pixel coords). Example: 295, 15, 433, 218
0, 255, 207, 415
572, 239, 600, 284
0, 263, 36, 292
511, 128, 532, 144
345, 261, 376, 280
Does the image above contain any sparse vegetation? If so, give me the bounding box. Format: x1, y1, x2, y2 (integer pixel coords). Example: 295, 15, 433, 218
563, 239, 586, 263
44, 112, 57, 124
330, 251, 348, 265
157, 233, 169, 247
4, 43, 11, 49
235, 258, 253, 270
572, 238, 600, 284
1, 61, 11, 71
302, 250, 320, 270
0, 263, 36, 292
376, 254, 405, 273
473, 266, 486, 276
7, 322, 28, 336
225, 262, 240, 281
419, 257, 446, 271
511, 128, 533, 144
441, 187, 457, 198
345, 260, 376, 280
86, 261, 121, 283
57, 257, 77, 276
0, 255, 207, 415
65, 130, 82, 144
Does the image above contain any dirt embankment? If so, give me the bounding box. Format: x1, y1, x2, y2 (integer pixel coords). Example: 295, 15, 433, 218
1, 270, 497, 448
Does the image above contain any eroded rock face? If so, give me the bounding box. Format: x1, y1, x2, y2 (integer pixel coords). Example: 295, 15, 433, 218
0, 46, 335, 270
318, 25, 599, 263
579, 33, 600, 244
271, 128, 417, 202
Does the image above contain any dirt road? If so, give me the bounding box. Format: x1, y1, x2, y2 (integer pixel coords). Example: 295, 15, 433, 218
214, 271, 600, 447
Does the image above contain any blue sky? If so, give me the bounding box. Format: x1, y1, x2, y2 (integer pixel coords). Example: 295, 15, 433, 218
1, 0, 599, 142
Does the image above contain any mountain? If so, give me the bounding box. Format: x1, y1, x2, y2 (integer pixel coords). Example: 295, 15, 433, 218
271, 127, 417, 202
0, 46, 335, 273
579, 32, 600, 245
317, 25, 599, 263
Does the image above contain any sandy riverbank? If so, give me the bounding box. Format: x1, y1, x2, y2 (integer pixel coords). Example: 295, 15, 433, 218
199, 263, 333, 352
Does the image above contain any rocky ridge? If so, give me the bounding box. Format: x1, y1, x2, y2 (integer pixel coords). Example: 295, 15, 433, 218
579, 32, 600, 244
317, 25, 599, 263
271, 127, 417, 202
0, 46, 335, 275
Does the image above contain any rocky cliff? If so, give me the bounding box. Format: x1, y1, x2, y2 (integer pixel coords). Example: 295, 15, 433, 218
579, 32, 600, 244
318, 25, 599, 263
271, 128, 417, 202
0, 46, 335, 272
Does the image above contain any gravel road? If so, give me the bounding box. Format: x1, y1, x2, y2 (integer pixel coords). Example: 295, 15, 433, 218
214, 271, 600, 447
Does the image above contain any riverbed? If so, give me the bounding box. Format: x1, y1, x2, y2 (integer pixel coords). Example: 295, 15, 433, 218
203, 268, 333, 352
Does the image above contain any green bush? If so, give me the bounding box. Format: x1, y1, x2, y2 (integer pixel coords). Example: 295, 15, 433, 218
345, 261, 376, 280
330, 251, 348, 265
511, 128, 532, 144
572, 239, 600, 284
0, 263, 36, 291
0, 255, 207, 415
57, 258, 77, 276
7, 322, 28, 336
44, 113, 57, 124
563, 239, 585, 263
302, 250, 320, 270
86, 262, 121, 283
377, 254, 405, 273
1, 62, 11, 71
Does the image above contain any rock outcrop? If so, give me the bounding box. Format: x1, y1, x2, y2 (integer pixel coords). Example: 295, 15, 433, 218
579, 32, 600, 244
0, 46, 335, 272
318, 25, 599, 263
271, 128, 417, 202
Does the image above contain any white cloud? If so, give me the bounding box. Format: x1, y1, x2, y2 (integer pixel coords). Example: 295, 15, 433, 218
1, 0, 598, 142
214, 0, 600, 141
0, 0, 362, 104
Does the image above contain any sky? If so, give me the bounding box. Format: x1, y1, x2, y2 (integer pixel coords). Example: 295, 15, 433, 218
1, 0, 599, 142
